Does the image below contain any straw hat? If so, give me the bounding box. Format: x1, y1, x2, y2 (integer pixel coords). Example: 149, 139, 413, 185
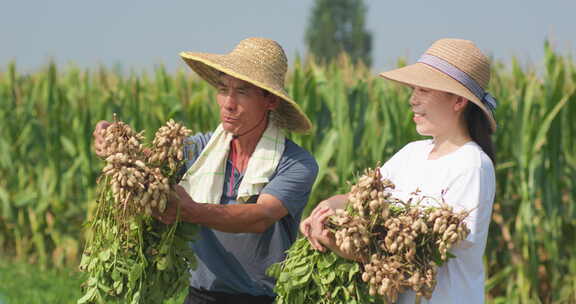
379, 38, 497, 131
180, 37, 312, 133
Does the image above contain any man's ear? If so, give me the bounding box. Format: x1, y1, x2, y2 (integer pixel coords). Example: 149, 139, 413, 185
267, 95, 280, 111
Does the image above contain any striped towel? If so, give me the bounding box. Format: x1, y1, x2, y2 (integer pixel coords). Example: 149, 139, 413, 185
179, 122, 285, 204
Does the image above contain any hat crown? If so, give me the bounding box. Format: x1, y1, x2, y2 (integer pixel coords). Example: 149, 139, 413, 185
425, 39, 490, 89
228, 37, 288, 89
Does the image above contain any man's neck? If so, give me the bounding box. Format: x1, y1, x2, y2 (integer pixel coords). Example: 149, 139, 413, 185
231, 119, 269, 161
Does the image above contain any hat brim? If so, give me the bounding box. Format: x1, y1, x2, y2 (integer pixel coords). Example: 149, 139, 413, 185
379, 63, 497, 132
179, 51, 312, 133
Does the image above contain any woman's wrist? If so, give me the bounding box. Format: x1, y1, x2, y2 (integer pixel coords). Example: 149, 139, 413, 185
323, 194, 349, 210
317, 200, 331, 210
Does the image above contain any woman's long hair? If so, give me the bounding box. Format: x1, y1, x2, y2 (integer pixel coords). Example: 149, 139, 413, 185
464, 102, 496, 164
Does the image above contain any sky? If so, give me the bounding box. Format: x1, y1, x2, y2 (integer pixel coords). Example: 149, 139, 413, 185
1, 0, 575, 73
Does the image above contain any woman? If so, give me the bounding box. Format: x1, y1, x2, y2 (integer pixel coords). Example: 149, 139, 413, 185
301, 38, 497, 304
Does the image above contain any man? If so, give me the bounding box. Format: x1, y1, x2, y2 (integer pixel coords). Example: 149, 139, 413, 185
93, 37, 318, 304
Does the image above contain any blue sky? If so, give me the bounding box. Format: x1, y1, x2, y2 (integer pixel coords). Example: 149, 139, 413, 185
1, 0, 574, 72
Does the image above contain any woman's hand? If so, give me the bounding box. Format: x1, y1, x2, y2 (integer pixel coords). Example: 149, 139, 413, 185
300, 203, 335, 252
300, 194, 348, 251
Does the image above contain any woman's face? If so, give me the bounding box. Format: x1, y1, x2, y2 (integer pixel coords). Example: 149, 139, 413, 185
409, 86, 467, 137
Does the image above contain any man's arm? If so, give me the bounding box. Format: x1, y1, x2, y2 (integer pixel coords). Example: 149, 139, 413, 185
158, 140, 319, 234
159, 185, 288, 233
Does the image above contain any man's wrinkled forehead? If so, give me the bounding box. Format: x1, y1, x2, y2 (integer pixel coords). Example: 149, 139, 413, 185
217, 72, 255, 90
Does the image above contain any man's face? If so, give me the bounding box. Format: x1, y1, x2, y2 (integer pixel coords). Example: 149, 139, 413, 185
216, 74, 278, 135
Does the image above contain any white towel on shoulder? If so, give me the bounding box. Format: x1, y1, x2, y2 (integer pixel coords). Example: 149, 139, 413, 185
179, 122, 285, 204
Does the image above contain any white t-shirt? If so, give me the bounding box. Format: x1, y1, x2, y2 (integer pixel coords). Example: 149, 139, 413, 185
379, 139, 495, 304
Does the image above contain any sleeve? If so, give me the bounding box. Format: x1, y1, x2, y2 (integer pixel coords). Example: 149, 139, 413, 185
260, 150, 319, 220
443, 162, 496, 249
176, 132, 213, 178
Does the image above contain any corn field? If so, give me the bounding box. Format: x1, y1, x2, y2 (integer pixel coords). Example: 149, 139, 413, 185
0, 42, 575, 303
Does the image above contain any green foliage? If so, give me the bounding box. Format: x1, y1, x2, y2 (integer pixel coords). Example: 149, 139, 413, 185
0, 257, 188, 304
78, 187, 197, 303
0, 42, 574, 303
0, 258, 84, 304
305, 0, 373, 66
268, 238, 381, 304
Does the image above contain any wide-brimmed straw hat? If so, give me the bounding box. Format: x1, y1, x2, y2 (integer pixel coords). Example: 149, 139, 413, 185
379, 38, 497, 131
180, 37, 312, 133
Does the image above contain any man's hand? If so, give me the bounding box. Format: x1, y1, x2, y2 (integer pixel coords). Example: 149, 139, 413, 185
154, 185, 194, 225
93, 120, 111, 158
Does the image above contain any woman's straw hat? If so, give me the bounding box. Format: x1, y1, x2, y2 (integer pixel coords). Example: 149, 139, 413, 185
379, 38, 497, 131
180, 37, 312, 133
